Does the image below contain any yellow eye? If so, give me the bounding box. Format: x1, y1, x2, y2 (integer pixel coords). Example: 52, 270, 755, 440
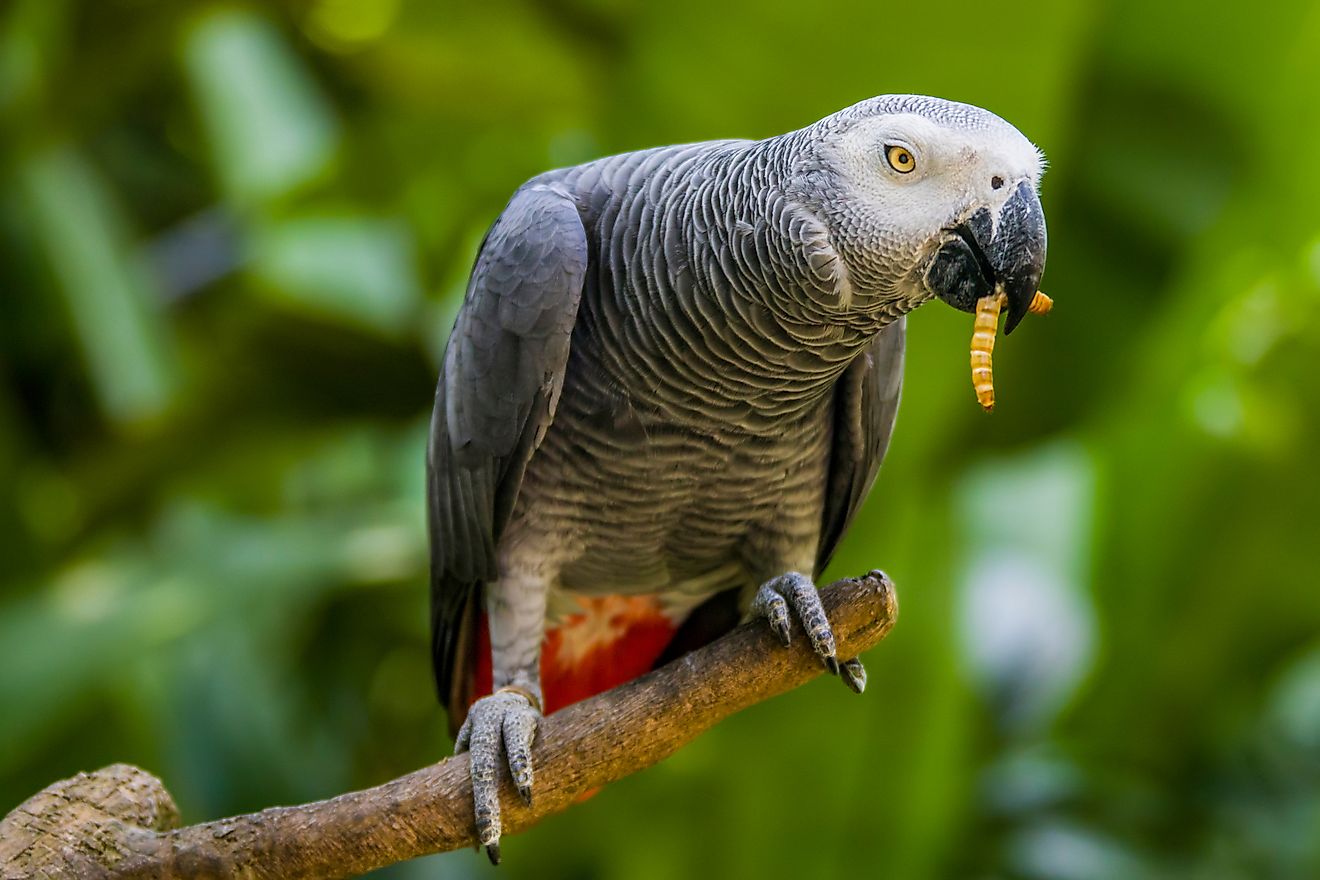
886, 145, 916, 173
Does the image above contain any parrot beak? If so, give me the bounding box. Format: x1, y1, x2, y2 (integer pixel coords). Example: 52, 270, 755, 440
925, 180, 1047, 334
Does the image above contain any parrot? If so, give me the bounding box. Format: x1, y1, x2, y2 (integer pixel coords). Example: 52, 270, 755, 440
426, 94, 1047, 862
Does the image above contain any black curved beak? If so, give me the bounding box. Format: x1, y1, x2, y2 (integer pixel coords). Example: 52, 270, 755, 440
924, 181, 1047, 334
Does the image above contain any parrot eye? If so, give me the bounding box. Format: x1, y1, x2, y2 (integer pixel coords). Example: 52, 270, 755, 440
885, 145, 916, 174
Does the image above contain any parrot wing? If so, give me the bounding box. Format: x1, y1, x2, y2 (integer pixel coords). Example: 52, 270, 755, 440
427, 183, 588, 727
815, 316, 906, 575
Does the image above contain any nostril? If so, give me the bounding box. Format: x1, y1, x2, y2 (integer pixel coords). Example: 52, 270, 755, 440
991, 175, 1005, 191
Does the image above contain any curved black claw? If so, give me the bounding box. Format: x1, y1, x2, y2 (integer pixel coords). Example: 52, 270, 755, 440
750, 571, 841, 678
840, 658, 867, 694
454, 688, 541, 862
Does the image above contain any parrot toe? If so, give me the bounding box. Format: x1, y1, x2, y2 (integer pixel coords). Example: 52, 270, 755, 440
751, 572, 842, 678
453, 688, 542, 863
752, 586, 793, 647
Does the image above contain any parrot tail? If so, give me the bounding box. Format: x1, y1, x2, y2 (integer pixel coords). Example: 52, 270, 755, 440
472, 595, 680, 715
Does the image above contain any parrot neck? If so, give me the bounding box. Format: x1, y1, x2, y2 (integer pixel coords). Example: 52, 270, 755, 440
568, 137, 905, 428
674, 140, 905, 402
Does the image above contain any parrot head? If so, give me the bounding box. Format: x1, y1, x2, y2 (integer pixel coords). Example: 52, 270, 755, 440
802, 95, 1047, 333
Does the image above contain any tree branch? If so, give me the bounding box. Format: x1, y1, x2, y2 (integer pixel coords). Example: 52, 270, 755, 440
1, 572, 897, 880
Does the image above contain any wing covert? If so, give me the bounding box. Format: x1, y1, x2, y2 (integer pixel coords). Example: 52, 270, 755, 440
816, 317, 906, 574
427, 184, 588, 721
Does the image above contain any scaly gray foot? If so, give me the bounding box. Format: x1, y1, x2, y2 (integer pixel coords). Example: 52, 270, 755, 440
750, 571, 867, 691
454, 687, 541, 864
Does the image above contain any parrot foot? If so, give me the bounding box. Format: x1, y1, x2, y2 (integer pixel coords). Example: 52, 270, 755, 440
454, 687, 542, 864
747, 572, 840, 677
750, 572, 867, 692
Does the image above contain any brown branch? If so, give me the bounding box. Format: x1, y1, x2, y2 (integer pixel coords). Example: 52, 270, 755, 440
0, 572, 897, 880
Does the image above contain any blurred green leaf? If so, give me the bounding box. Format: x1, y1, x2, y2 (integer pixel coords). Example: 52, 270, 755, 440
249, 214, 422, 334
182, 7, 339, 206
15, 146, 177, 424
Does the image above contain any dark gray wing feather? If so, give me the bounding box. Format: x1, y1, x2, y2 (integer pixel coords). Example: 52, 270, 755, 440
427, 184, 588, 724
816, 317, 906, 574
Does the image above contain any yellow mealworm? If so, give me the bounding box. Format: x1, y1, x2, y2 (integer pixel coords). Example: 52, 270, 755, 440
1028, 290, 1053, 315
970, 293, 1004, 411
969, 289, 1051, 412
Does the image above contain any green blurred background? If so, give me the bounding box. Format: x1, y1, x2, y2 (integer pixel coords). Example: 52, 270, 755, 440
3, 1, 1320, 877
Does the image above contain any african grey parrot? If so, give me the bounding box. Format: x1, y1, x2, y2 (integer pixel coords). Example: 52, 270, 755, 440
427, 94, 1047, 861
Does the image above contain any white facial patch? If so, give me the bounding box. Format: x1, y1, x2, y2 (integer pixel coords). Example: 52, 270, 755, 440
837, 110, 1044, 224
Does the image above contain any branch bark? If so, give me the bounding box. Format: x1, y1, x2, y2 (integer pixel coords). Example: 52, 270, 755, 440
1, 572, 897, 880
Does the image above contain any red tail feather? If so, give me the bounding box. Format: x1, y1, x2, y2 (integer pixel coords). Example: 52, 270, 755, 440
472, 595, 678, 714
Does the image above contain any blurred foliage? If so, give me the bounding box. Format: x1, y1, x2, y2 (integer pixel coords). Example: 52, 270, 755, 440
2, 1, 1320, 877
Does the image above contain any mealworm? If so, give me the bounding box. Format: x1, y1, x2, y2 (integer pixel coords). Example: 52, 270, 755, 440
970, 294, 1004, 412
970, 290, 1051, 412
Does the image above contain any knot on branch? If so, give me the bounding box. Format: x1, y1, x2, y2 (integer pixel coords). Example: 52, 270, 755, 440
0, 763, 179, 878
